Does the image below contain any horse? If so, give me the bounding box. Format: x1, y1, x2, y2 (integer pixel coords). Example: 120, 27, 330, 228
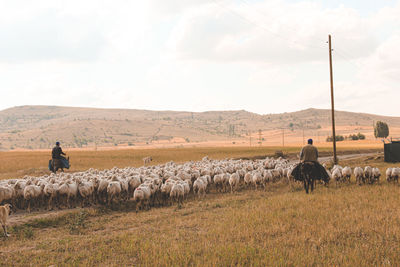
295, 161, 330, 194
49, 157, 70, 173
300, 162, 317, 194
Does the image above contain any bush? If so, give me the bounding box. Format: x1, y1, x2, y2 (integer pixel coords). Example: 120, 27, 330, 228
347, 133, 366, 141
326, 135, 344, 142
357, 133, 366, 140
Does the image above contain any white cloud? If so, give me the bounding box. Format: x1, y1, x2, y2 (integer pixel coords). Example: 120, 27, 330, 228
166, 0, 378, 64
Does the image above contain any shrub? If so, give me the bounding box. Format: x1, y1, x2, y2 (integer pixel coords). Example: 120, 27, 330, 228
326, 135, 344, 142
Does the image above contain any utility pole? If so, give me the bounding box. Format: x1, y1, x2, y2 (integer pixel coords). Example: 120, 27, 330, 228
282, 128, 285, 147
258, 129, 262, 147
329, 34, 338, 164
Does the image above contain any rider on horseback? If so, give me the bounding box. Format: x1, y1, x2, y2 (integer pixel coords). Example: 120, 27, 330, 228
51, 141, 67, 173
293, 139, 329, 193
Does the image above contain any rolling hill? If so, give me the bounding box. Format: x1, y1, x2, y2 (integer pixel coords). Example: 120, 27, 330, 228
0, 105, 399, 150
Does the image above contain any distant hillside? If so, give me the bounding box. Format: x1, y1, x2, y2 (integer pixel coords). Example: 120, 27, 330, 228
0, 105, 399, 150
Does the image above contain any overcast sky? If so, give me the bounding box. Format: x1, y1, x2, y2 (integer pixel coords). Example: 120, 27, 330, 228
1, 0, 399, 116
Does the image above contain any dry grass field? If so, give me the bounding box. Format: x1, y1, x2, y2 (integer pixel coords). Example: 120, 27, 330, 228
1, 146, 400, 266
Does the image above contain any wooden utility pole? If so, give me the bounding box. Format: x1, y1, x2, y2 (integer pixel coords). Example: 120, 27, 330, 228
329, 34, 338, 164
282, 129, 285, 147
258, 129, 262, 147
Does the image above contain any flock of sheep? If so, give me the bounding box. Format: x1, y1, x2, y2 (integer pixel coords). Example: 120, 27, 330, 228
0, 156, 399, 214
329, 165, 399, 185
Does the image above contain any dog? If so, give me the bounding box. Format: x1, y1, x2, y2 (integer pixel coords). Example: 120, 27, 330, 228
0, 204, 12, 237
143, 156, 153, 166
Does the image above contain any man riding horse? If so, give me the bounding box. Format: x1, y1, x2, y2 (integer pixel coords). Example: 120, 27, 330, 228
293, 139, 330, 193
51, 141, 67, 173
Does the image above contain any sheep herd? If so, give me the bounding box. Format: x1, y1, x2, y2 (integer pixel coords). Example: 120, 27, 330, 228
0, 156, 399, 214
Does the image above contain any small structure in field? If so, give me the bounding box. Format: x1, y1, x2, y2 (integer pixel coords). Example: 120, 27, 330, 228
384, 140, 400, 163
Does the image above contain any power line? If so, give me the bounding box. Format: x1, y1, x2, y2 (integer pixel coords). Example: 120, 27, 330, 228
237, 0, 328, 47
212, 0, 326, 51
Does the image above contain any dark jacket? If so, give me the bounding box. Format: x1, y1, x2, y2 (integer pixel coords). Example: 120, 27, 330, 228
300, 144, 318, 162
52, 146, 66, 159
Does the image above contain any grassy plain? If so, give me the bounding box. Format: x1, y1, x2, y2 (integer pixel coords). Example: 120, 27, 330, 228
1, 146, 400, 266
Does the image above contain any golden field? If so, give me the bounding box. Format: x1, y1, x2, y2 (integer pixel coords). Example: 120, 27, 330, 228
1, 145, 400, 266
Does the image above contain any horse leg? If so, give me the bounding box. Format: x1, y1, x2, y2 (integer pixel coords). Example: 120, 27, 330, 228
303, 179, 309, 194
311, 178, 315, 193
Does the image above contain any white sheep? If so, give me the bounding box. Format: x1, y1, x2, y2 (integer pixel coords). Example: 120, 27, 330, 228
170, 183, 184, 208
341, 167, 352, 183
213, 174, 224, 192
332, 168, 343, 185
354, 167, 364, 185
391, 168, 400, 183
107, 181, 122, 206
386, 168, 393, 182
229, 172, 240, 193
23, 184, 42, 213
193, 179, 207, 199
251, 171, 262, 190
364, 166, 373, 184
43, 183, 58, 210
0, 186, 14, 207
371, 168, 381, 184
133, 185, 152, 212
244, 173, 252, 187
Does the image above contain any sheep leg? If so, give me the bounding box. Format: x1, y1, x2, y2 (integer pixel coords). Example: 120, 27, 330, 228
27, 200, 31, 213
48, 196, 53, 211
136, 201, 140, 213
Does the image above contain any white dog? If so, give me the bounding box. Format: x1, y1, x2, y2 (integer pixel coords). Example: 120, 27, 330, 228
0, 204, 12, 237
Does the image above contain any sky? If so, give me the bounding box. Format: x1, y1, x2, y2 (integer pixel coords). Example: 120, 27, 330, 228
0, 0, 399, 116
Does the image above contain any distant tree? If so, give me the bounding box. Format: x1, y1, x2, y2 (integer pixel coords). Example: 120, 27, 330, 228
348, 134, 358, 140
374, 121, 389, 138
357, 133, 366, 140
326, 135, 344, 142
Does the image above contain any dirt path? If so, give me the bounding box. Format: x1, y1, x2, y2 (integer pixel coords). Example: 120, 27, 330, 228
318, 152, 381, 163
7, 208, 82, 226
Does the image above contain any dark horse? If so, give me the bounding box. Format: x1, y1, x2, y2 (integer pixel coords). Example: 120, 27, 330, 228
300, 162, 317, 194
49, 157, 70, 173
293, 162, 330, 194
